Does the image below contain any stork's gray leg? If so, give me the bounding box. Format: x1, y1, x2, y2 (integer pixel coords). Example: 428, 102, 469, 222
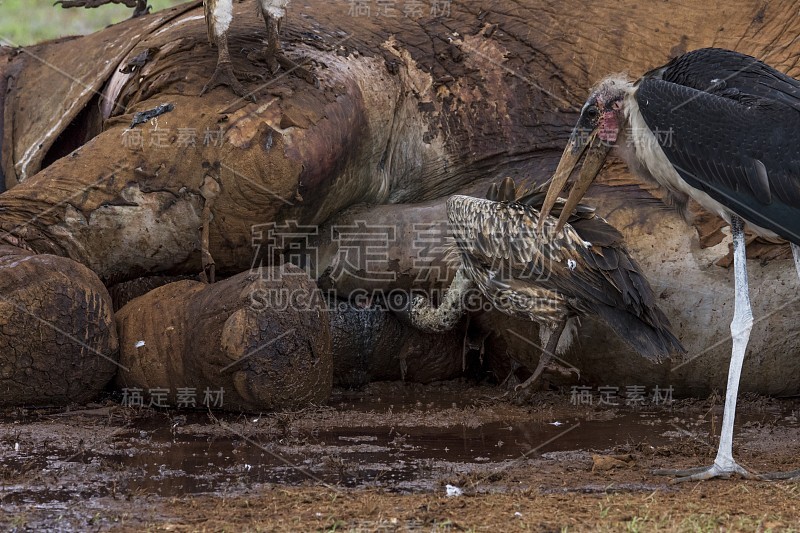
657, 226, 800, 482
655, 216, 757, 482
260, 6, 282, 74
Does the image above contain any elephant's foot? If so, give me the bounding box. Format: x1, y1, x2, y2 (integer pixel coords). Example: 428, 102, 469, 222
115, 265, 332, 411
0, 246, 118, 407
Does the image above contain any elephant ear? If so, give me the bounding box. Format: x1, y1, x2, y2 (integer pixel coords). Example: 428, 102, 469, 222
4, 2, 201, 185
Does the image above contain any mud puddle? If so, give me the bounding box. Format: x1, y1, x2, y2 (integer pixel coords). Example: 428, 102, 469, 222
2, 383, 799, 530
3, 412, 660, 502
3, 382, 797, 510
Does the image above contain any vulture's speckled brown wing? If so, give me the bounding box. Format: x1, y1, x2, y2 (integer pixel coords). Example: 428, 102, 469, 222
447, 179, 685, 360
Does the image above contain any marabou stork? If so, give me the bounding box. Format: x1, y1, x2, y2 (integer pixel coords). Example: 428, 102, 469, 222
409, 177, 684, 396
539, 47, 800, 481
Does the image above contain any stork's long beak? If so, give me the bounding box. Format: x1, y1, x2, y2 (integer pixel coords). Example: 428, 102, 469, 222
538, 127, 610, 233
538, 127, 595, 231
554, 140, 611, 232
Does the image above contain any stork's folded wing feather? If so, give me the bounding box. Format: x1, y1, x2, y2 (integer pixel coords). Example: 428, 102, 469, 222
645, 48, 800, 113
636, 79, 800, 242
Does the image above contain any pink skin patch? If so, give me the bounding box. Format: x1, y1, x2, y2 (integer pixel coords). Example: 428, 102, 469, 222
598, 111, 618, 143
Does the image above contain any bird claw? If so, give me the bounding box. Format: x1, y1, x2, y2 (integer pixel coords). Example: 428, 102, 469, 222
653, 461, 758, 483
247, 48, 280, 74
510, 374, 541, 405
247, 48, 320, 88
276, 54, 320, 88
201, 62, 255, 102
510, 385, 534, 406
759, 469, 800, 480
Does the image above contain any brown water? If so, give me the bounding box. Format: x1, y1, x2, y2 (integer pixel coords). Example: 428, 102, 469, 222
1, 386, 795, 507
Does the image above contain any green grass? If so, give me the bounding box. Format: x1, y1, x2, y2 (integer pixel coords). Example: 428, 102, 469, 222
0, 0, 187, 46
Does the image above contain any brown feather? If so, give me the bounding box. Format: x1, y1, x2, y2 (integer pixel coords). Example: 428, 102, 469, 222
446, 178, 685, 361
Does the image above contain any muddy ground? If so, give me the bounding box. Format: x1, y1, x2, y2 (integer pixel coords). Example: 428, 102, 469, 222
1, 381, 799, 531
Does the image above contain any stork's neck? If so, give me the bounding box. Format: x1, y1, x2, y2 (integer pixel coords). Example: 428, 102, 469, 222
609, 88, 692, 209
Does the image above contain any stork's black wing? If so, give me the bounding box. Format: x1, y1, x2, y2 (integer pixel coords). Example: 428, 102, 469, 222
635, 78, 800, 242
643, 48, 800, 113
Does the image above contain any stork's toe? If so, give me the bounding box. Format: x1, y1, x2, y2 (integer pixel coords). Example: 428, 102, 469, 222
246, 48, 280, 74
653, 461, 756, 483
757, 469, 800, 481
247, 48, 320, 88
275, 54, 320, 88
201, 62, 254, 102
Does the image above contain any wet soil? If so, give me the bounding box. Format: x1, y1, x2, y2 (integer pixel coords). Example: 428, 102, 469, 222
1, 381, 799, 531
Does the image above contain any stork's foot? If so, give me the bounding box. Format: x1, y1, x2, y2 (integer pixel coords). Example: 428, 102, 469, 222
657, 464, 800, 482
247, 47, 281, 75
201, 61, 254, 102
510, 369, 545, 405
541, 360, 581, 378
275, 54, 320, 88
653, 461, 758, 483
247, 48, 320, 88
510, 382, 536, 405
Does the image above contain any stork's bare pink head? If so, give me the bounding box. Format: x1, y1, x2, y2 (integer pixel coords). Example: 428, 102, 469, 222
580, 76, 630, 145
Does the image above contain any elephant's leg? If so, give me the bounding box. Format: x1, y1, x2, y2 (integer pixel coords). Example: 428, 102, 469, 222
0, 245, 118, 407
114, 265, 332, 411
